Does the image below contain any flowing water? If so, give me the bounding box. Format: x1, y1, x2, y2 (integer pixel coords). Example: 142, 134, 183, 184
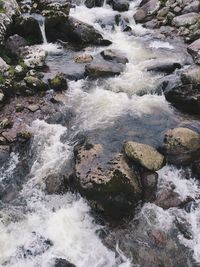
1, 1, 200, 267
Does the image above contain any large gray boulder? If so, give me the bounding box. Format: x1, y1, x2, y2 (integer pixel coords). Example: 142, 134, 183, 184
124, 141, 165, 171
74, 143, 142, 219
172, 13, 199, 27
164, 127, 200, 165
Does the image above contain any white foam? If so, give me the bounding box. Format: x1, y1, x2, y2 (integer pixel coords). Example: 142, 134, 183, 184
149, 41, 174, 50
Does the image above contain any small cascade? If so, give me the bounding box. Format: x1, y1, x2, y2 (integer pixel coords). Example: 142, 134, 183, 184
38, 17, 47, 44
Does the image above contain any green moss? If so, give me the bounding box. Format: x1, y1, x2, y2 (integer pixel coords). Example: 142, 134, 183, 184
0, 0, 5, 13
0, 74, 5, 84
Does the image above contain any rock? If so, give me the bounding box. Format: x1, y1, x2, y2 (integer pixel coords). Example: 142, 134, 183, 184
85, 62, 124, 78
24, 76, 48, 91
0, 90, 5, 103
154, 188, 186, 209
49, 74, 68, 91
11, 16, 43, 44
0, 0, 20, 45
100, 49, 128, 64
112, 0, 129, 12
74, 143, 142, 219
123, 141, 165, 171
6, 34, 28, 56
34, 0, 71, 14
163, 127, 200, 165
54, 258, 75, 267
146, 59, 181, 74
20, 45, 47, 68
74, 54, 93, 63
187, 38, 200, 65
181, 65, 200, 84
172, 13, 199, 27
182, 1, 199, 14
0, 145, 10, 165
0, 57, 9, 73
193, 160, 200, 178
0, 118, 12, 129
45, 173, 65, 194
141, 171, 158, 201
46, 15, 111, 45
134, 9, 147, 23
85, 0, 104, 8
27, 104, 40, 112
17, 131, 32, 142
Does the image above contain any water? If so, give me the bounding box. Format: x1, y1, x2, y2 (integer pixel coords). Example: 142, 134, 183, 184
1, 1, 200, 266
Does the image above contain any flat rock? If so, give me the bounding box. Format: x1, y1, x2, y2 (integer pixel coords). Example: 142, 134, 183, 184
100, 49, 128, 64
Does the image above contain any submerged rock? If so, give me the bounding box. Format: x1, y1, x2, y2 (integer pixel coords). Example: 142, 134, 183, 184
74, 143, 142, 219
100, 49, 128, 64
163, 127, 200, 165
85, 61, 124, 78
124, 141, 165, 171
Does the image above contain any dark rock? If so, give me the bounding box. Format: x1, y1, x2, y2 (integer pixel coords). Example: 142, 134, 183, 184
134, 9, 147, 23
24, 76, 48, 91
100, 49, 128, 64
163, 127, 200, 165
45, 173, 66, 194
54, 258, 75, 267
85, 62, 124, 78
49, 73, 68, 91
141, 170, 158, 201
112, 0, 129, 12
6, 34, 28, 57
11, 16, 43, 44
85, 0, 104, 8
74, 143, 142, 219
0, 145, 10, 165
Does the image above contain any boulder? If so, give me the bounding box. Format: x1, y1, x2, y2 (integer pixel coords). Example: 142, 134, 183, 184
20, 46, 47, 68
123, 141, 165, 171
6, 34, 28, 56
85, 61, 124, 78
24, 76, 48, 91
45, 173, 66, 194
181, 65, 200, 84
182, 1, 200, 14
74, 53, 93, 63
134, 9, 147, 23
54, 258, 75, 267
100, 49, 128, 64
112, 0, 129, 12
49, 73, 68, 91
163, 127, 200, 165
187, 38, 200, 65
141, 170, 158, 201
74, 143, 142, 218
172, 13, 199, 27
146, 59, 181, 74
85, 0, 104, 8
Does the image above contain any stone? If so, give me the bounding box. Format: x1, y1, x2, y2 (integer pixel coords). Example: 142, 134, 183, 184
0, 57, 9, 73
24, 76, 48, 91
54, 258, 75, 267
164, 127, 200, 165
182, 1, 199, 14
85, 62, 124, 78
140, 0, 160, 15
74, 54, 93, 63
124, 141, 165, 171
146, 59, 181, 74
181, 65, 200, 84
45, 173, 65, 194
6, 34, 28, 56
85, 0, 104, 8
141, 171, 158, 201
112, 0, 129, 12
134, 9, 147, 23
172, 13, 199, 27
0, 145, 10, 165
49, 74, 68, 91
0, 118, 12, 129
20, 46, 47, 68
100, 49, 128, 64
27, 104, 40, 112
74, 143, 142, 219
187, 38, 200, 65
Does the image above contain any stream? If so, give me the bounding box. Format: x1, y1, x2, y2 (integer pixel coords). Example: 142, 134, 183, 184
1, 0, 200, 266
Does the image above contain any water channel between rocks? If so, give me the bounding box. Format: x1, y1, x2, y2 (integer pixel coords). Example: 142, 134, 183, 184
1, 1, 200, 267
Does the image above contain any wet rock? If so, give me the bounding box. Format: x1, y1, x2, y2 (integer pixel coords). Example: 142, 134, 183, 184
0, 145, 10, 165
24, 76, 48, 91
175, 216, 193, 240
182, 1, 200, 14
74, 54, 93, 63
181, 65, 200, 84
172, 13, 199, 27
74, 143, 142, 219
140, 0, 160, 14
141, 170, 158, 201
27, 104, 40, 112
193, 160, 200, 178
163, 127, 200, 165
54, 258, 75, 267
112, 0, 129, 12
0, 118, 12, 129
134, 9, 147, 23
49, 74, 68, 91
15, 103, 25, 112
17, 131, 32, 142
34, 0, 71, 14
6, 34, 28, 57
100, 49, 128, 64
45, 173, 66, 194
11, 16, 43, 44
154, 188, 184, 209
124, 141, 165, 171
146, 59, 181, 74
85, 0, 104, 8
187, 38, 200, 65
85, 61, 124, 78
